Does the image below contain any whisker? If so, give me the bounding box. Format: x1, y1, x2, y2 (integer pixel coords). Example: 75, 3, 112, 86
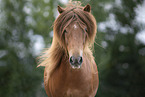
94, 41, 105, 49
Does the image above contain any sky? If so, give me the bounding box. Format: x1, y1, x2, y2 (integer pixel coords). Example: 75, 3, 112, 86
135, 1, 145, 44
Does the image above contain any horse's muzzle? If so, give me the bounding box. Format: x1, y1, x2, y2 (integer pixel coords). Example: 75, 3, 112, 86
69, 56, 83, 69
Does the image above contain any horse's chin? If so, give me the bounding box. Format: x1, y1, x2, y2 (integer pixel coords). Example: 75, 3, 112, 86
70, 65, 81, 69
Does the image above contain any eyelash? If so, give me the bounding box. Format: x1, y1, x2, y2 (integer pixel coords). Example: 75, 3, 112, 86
63, 30, 67, 33
85, 28, 88, 32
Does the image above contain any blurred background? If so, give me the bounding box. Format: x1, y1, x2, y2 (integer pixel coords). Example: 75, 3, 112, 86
0, 0, 145, 97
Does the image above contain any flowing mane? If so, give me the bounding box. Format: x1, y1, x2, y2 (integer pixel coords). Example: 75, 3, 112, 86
38, 1, 97, 82
54, 2, 96, 47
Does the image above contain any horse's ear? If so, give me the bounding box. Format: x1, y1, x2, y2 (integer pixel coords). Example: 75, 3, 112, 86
57, 5, 65, 14
84, 4, 91, 12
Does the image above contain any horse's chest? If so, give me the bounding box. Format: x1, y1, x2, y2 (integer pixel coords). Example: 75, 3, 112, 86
49, 62, 95, 97
53, 71, 92, 96
65, 88, 81, 96
64, 88, 91, 97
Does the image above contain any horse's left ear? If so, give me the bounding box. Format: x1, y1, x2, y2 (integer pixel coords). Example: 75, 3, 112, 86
57, 5, 65, 14
84, 4, 91, 12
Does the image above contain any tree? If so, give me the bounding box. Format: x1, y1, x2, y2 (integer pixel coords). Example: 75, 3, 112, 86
96, 0, 145, 97
1, 0, 144, 97
0, 0, 50, 96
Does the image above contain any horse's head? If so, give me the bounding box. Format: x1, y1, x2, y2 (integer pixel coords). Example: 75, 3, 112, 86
54, 4, 96, 69
64, 20, 87, 69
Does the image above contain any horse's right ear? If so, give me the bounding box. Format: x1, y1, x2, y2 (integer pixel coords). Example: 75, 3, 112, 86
84, 4, 91, 12
57, 5, 65, 14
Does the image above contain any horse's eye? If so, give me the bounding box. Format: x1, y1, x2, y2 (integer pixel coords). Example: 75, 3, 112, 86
85, 28, 88, 32
63, 30, 67, 33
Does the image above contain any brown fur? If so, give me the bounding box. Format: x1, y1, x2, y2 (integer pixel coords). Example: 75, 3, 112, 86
38, 1, 99, 97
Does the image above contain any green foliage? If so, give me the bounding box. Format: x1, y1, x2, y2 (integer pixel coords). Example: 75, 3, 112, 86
0, 0, 50, 96
95, 0, 145, 97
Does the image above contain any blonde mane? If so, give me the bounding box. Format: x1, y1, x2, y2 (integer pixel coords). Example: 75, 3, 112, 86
38, 1, 97, 82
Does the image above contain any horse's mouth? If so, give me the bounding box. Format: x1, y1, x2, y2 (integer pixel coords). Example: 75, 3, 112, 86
71, 64, 81, 69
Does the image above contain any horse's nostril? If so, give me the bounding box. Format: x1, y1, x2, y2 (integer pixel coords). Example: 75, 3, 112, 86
78, 56, 83, 64
69, 56, 74, 64
69, 56, 83, 66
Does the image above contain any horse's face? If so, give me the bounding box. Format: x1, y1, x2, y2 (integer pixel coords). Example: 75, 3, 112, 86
56, 5, 94, 69
64, 21, 87, 69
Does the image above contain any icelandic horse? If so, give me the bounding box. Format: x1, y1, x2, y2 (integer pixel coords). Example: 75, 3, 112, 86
38, 1, 99, 97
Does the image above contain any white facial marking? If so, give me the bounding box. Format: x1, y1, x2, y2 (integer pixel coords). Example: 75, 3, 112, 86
74, 24, 77, 29
80, 50, 83, 56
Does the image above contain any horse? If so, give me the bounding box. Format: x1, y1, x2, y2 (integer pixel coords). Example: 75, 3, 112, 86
38, 2, 99, 97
